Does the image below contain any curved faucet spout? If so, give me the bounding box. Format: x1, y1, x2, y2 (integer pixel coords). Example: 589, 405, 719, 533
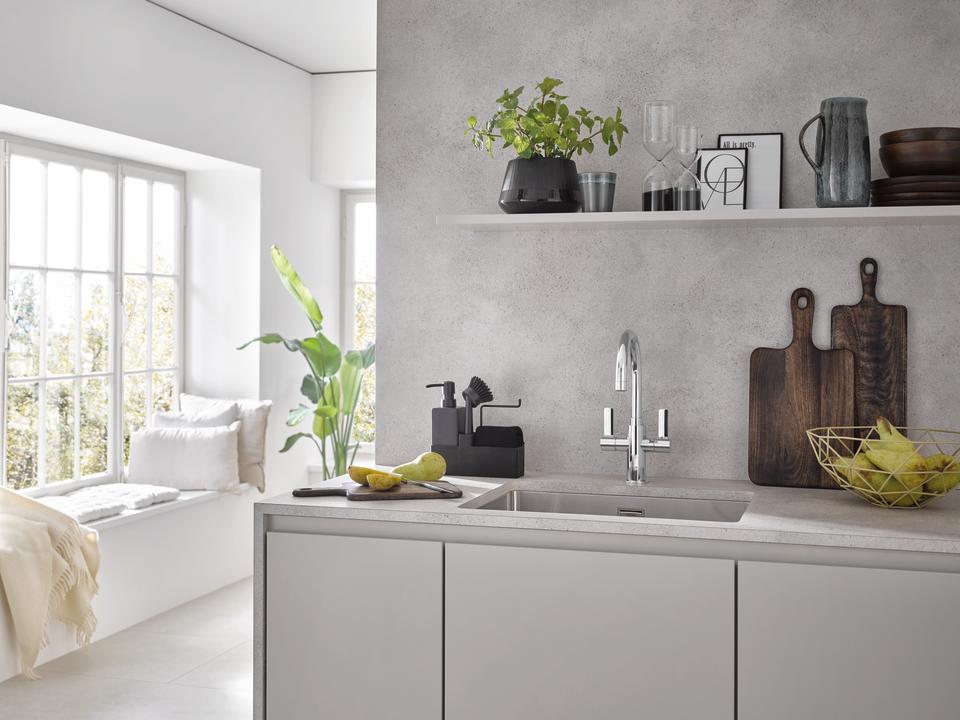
615, 330, 641, 394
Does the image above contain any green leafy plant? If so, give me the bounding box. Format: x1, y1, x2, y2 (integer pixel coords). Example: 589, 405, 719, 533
239, 245, 375, 479
466, 77, 627, 159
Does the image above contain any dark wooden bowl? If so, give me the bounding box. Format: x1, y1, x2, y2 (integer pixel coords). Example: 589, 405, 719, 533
879, 140, 960, 177
880, 127, 960, 146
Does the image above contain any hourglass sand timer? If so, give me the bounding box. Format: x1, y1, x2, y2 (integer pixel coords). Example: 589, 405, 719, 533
673, 125, 702, 211
641, 101, 677, 211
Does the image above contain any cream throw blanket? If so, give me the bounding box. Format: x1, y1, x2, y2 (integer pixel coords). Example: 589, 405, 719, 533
0, 487, 100, 678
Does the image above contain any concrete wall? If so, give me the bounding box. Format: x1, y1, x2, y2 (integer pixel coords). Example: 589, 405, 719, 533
376, 0, 960, 480
0, 0, 340, 491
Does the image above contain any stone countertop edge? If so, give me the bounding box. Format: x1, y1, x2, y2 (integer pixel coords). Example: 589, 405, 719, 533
255, 473, 960, 555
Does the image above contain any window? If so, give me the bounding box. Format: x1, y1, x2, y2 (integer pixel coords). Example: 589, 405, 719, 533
341, 191, 375, 445
1, 139, 183, 492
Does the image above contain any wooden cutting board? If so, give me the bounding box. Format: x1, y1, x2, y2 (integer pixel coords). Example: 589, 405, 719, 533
831, 258, 907, 429
749, 288, 856, 488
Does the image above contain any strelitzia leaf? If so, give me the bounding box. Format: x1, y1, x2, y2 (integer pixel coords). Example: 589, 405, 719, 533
279, 433, 313, 453
270, 246, 323, 332
300, 374, 320, 403
287, 404, 312, 427
300, 333, 341, 378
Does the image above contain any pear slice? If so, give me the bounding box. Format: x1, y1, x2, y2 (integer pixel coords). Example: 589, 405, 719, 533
348, 465, 378, 485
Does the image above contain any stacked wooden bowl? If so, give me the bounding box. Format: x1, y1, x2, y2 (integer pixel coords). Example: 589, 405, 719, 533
874, 127, 960, 206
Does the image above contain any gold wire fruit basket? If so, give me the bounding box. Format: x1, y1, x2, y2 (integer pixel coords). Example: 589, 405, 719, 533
807, 426, 960, 509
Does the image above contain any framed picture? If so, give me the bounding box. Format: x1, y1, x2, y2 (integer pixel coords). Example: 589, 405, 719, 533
698, 148, 748, 210
717, 132, 783, 208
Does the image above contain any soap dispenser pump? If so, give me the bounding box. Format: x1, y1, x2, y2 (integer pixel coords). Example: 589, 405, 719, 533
426, 382, 459, 446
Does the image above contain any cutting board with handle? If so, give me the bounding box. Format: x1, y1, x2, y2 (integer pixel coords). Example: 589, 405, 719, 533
293, 480, 463, 501
749, 288, 856, 488
831, 257, 907, 429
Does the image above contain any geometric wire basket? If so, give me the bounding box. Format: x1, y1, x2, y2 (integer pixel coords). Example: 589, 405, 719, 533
807, 426, 960, 509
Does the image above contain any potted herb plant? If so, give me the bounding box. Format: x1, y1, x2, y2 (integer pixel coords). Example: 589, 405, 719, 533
466, 77, 628, 213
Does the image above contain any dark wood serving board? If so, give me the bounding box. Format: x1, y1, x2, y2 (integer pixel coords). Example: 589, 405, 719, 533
831, 258, 907, 429
749, 288, 856, 488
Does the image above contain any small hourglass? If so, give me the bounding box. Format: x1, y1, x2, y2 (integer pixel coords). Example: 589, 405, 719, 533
673, 125, 702, 211
642, 101, 677, 211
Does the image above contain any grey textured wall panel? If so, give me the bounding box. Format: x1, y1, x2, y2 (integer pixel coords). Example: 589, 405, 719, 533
376, 0, 960, 481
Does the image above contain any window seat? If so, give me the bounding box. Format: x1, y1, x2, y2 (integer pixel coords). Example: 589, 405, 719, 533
88, 485, 254, 529
1, 482, 257, 682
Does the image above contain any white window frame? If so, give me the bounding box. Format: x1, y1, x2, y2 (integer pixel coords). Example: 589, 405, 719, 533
0, 135, 185, 496
340, 190, 376, 455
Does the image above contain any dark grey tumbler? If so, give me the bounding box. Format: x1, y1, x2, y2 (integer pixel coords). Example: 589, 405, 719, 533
578, 172, 617, 212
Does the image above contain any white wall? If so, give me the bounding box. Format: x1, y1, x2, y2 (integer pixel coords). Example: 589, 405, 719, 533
0, 0, 341, 493
185, 169, 262, 399
312, 71, 376, 188
0, 0, 347, 677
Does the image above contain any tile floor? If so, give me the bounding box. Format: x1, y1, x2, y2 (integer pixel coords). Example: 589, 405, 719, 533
0, 577, 253, 719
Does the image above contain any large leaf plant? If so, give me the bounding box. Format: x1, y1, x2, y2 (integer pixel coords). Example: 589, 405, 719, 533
239, 245, 375, 479
466, 76, 628, 159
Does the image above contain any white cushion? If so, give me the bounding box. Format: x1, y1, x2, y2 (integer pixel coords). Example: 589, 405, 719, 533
180, 394, 271, 492
153, 404, 238, 429
68, 483, 181, 510
128, 421, 241, 492
36, 495, 125, 524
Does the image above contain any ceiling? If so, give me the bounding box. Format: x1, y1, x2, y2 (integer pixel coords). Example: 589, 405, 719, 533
150, 0, 376, 74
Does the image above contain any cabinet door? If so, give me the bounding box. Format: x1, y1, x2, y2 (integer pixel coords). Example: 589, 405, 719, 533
445, 543, 734, 720
739, 561, 960, 720
265, 532, 442, 720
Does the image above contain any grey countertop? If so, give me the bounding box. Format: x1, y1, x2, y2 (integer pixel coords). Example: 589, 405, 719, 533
256, 472, 960, 555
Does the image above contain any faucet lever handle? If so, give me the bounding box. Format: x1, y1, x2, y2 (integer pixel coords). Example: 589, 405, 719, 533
657, 409, 669, 440
603, 407, 614, 436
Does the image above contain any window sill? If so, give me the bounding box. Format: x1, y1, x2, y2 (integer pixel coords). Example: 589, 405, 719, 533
86, 485, 255, 531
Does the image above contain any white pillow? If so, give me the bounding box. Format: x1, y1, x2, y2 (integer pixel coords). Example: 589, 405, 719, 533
153, 404, 238, 429
128, 421, 241, 492
180, 394, 271, 492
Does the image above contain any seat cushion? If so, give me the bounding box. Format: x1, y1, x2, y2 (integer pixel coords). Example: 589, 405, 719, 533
68, 483, 181, 510
36, 495, 125, 524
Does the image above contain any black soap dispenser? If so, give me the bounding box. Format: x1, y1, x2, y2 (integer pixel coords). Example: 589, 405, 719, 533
426, 382, 459, 446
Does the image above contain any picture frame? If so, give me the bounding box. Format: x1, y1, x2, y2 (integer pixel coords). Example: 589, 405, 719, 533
717, 132, 783, 209
697, 148, 748, 210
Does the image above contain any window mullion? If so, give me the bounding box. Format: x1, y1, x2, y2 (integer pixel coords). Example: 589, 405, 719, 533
114, 166, 124, 478
145, 180, 153, 422
73, 168, 82, 482
37, 160, 48, 487
0, 141, 9, 487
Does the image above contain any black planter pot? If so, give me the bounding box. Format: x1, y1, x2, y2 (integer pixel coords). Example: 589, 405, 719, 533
498, 157, 582, 214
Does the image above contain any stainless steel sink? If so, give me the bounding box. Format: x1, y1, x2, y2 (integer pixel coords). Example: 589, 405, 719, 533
461, 488, 749, 523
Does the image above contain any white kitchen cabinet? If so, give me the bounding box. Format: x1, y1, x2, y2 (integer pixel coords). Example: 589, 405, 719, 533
264, 532, 442, 720
739, 561, 960, 720
444, 543, 735, 720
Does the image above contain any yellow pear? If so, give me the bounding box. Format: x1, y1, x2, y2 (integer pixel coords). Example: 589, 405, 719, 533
835, 454, 885, 493
864, 448, 926, 477
366, 472, 404, 491
348, 465, 378, 485
864, 417, 916, 455
392, 452, 447, 482
925, 453, 960, 494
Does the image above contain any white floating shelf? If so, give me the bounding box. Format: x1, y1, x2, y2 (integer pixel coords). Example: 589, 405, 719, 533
437, 206, 960, 231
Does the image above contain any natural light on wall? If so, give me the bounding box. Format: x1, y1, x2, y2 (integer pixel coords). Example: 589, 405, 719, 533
2, 140, 183, 491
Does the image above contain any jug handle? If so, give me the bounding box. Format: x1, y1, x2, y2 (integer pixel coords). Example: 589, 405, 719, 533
799, 113, 824, 175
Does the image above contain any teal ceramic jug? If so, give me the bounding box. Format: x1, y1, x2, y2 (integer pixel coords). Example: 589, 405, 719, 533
799, 97, 870, 207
